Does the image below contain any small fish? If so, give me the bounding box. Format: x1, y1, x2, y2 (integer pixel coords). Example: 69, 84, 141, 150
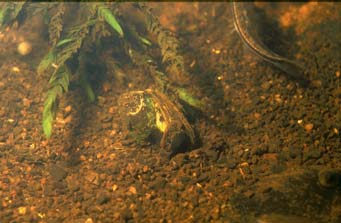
232, 2, 310, 87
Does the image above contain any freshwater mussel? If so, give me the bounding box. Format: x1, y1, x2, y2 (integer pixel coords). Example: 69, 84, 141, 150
118, 88, 195, 157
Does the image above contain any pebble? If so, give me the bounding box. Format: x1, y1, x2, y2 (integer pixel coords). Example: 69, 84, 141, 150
97, 192, 110, 205
143, 165, 149, 173
85, 171, 100, 185
64, 105, 72, 113
84, 218, 94, 223
18, 206, 27, 215
128, 186, 137, 195
254, 113, 261, 119
112, 184, 118, 191
304, 123, 314, 132
102, 82, 111, 92
226, 158, 237, 169
311, 80, 322, 88
17, 41, 32, 55
210, 206, 220, 220
243, 190, 255, 198
49, 164, 68, 181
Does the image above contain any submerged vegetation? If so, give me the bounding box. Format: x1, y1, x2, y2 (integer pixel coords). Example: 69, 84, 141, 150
0, 2, 203, 146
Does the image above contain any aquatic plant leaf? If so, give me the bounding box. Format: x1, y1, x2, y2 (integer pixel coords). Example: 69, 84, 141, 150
37, 51, 56, 76
0, 8, 7, 26
124, 24, 151, 50
49, 3, 65, 46
80, 77, 96, 102
0, 5, 13, 27
12, 2, 26, 19
42, 65, 70, 138
99, 7, 123, 37
139, 36, 152, 46
54, 37, 83, 69
176, 88, 204, 110
52, 8, 97, 69
91, 20, 112, 43
42, 89, 59, 138
56, 38, 76, 48
136, 3, 189, 84
0, 2, 26, 28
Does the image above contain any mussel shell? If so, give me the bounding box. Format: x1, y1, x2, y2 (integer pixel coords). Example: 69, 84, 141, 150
117, 89, 195, 156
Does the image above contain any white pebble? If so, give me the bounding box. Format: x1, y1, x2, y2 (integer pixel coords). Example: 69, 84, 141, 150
17, 41, 32, 55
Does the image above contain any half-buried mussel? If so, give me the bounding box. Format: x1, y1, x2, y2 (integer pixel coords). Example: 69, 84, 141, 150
118, 89, 195, 157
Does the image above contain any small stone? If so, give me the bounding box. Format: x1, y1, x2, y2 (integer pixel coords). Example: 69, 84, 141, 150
64, 105, 72, 113
112, 184, 118, 191
17, 41, 32, 55
261, 82, 271, 90
22, 98, 31, 107
85, 171, 99, 185
143, 165, 149, 173
145, 193, 153, 200
97, 192, 110, 205
128, 186, 137, 194
210, 206, 220, 220
18, 206, 27, 215
109, 153, 116, 160
84, 218, 93, 223
243, 190, 255, 198
226, 158, 237, 169
311, 80, 322, 88
102, 82, 111, 92
333, 128, 339, 135
97, 96, 106, 105
254, 113, 261, 119
109, 107, 116, 114
49, 164, 68, 181
304, 123, 314, 132
96, 153, 102, 159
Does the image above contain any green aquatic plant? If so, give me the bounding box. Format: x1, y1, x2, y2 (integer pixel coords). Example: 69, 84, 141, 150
0, 2, 203, 139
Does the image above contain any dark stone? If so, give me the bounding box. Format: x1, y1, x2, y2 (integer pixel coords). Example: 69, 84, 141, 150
243, 190, 255, 198
49, 152, 58, 160
49, 164, 68, 181
180, 176, 192, 184
289, 147, 301, 159
226, 158, 237, 169
196, 173, 209, 183
253, 147, 268, 156
262, 187, 273, 194
97, 192, 110, 205
151, 178, 167, 189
